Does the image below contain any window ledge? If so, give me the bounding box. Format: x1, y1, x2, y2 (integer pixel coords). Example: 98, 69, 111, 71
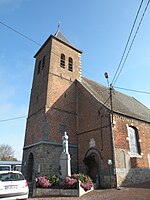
128, 152, 143, 158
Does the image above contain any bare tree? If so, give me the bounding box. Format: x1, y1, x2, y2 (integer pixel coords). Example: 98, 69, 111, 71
0, 144, 17, 161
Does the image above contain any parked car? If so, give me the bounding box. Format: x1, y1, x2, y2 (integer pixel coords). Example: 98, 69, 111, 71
0, 165, 11, 171
0, 171, 29, 199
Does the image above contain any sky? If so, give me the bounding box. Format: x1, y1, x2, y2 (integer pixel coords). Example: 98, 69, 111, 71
0, 0, 150, 160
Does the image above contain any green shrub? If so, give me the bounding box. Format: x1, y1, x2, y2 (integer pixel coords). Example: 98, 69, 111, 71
48, 175, 59, 186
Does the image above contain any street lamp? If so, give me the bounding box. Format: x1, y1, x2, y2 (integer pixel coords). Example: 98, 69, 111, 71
108, 159, 112, 188
104, 72, 109, 87
104, 72, 113, 125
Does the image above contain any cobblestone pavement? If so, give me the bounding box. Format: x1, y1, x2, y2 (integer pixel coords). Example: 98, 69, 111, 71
29, 181, 150, 200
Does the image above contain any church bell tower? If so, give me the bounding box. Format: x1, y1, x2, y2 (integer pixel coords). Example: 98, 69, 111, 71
22, 30, 82, 180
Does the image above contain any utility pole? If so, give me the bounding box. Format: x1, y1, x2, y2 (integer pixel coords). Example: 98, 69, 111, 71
109, 83, 114, 127
104, 72, 117, 188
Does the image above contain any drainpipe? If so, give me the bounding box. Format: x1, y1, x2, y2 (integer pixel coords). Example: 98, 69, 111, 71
75, 80, 79, 173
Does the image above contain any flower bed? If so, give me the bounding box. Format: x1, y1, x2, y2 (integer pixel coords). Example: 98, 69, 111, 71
33, 174, 94, 197
33, 181, 93, 197
64, 174, 93, 191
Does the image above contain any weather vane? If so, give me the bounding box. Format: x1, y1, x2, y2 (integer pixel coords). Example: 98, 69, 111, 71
54, 21, 60, 36
57, 21, 60, 32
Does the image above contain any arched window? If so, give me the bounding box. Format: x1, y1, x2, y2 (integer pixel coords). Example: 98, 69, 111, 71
68, 57, 73, 72
120, 150, 126, 168
42, 55, 45, 69
37, 60, 41, 74
27, 153, 34, 182
127, 126, 140, 155
60, 54, 65, 68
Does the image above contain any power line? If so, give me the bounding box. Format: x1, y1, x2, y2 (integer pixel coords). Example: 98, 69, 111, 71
0, 99, 79, 123
0, 9, 149, 124
78, 124, 111, 135
0, 21, 41, 46
111, 0, 144, 85
113, 0, 150, 85
113, 0, 150, 86
114, 86, 150, 95
0, 20, 105, 84
1, 85, 149, 123
0, 115, 27, 123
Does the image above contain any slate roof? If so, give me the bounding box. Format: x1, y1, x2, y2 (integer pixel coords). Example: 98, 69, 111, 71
54, 31, 72, 47
80, 77, 150, 123
34, 31, 82, 57
54, 31, 82, 53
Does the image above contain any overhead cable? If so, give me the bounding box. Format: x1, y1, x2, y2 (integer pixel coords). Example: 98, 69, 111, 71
112, 0, 150, 86
111, 0, 144, 85
114, 86, 150, 95
113, 0, 150, 86
0, 115, 27, 123
0, 21, 41, 46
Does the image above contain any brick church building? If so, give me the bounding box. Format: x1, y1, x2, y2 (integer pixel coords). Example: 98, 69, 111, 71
22, 30, 150, 188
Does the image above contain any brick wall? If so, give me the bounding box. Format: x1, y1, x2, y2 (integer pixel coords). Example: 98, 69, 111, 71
76, 81, 114, 187
23, 35, 82, 181
113, 114, 150, 186
24, 35, 82, 146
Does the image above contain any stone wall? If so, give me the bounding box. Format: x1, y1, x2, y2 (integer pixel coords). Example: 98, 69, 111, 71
22, 142, 77, 181
116, 168, 150, 186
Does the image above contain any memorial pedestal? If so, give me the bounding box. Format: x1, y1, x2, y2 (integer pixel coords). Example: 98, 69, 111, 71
60, 152, 71, 179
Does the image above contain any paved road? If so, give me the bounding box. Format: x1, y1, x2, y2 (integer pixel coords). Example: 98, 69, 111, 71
29, 181, 150, 200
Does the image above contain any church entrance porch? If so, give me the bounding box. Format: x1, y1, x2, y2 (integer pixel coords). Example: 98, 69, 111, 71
83, 148, 104, 189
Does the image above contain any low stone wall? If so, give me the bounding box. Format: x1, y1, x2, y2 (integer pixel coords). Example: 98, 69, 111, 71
33, 188, 78, 197
116, 168, 150, 186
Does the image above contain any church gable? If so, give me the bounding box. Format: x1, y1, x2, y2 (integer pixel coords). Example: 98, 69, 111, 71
76, 79, 110, 134
76, 80, 113, 183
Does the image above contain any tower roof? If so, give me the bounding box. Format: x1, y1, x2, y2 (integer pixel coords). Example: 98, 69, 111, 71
53, 31, 82, 53
54, 31, 72, 47
34, 31, 82, 58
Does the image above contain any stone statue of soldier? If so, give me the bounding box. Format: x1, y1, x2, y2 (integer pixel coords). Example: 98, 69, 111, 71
62, 131, 68, 154
60, 131, 71, 179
